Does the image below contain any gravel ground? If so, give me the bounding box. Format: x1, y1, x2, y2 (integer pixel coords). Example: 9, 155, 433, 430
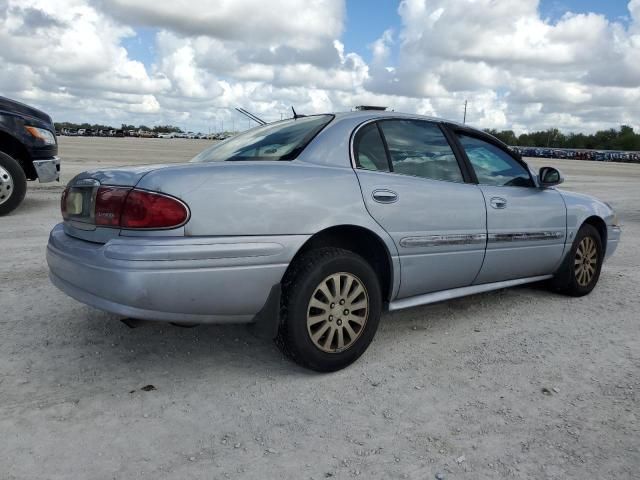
1, 137, 638, 479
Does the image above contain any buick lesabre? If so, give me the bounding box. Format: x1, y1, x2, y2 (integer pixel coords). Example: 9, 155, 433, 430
47, 110, 621, 371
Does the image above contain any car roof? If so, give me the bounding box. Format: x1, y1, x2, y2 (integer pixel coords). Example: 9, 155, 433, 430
329, 110, 476, 132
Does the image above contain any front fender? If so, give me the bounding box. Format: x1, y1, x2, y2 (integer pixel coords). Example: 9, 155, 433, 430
558, 189, 619, 257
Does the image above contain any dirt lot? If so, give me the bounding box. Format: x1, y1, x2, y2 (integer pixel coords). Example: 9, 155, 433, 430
1, 137, 638, 479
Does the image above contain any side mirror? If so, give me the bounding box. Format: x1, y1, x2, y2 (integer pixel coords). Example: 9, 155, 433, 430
539, 166, 564, 187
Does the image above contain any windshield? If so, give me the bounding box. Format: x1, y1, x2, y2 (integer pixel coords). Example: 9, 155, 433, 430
191, 115, 333, 162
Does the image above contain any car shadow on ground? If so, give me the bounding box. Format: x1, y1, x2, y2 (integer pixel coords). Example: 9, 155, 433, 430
54, 281, 555, 379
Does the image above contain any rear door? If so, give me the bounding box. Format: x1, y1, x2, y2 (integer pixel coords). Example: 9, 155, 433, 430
454, 132, 567, 284
353, 119, 487, 299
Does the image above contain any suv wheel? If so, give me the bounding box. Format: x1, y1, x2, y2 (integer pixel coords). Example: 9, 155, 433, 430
277, 247, 382, 372
0, 151, 27, 216
551, 224, 603, 296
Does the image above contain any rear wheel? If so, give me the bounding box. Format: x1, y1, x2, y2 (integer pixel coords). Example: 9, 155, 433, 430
276, 247, 382, 372
551, 224, 603, 296
0, 151, 27, 216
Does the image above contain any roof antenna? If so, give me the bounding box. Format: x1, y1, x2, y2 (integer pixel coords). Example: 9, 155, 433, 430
291, 106, 305, 119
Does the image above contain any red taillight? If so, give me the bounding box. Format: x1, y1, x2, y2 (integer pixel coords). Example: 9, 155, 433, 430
121, 189, 189, 229
90, 186, 189, 229
95, 187, 129, 226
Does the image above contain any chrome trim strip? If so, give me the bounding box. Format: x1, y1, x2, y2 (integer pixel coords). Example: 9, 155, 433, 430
400, 233, 486, 248
388, 275, 553, 311
488, 231, 564, 243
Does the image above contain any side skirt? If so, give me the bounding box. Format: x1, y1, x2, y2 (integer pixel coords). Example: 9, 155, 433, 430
388, 274, 553, 311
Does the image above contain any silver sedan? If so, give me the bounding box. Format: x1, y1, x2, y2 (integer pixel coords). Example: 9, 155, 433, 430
47, 110, 621, 371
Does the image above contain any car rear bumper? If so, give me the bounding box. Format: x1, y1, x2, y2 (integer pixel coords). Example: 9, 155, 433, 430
46, 223, 308, 323
33, 156, 60, 183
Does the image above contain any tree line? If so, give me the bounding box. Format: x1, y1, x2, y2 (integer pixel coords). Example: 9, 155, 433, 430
484, 125, 640, 151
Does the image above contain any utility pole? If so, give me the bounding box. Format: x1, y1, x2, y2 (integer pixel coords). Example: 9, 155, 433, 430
463, 100, 468, 124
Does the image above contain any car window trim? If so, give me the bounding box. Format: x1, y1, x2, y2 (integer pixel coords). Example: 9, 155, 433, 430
352, 121, 391, 172
375, 122, 394, 172
446, 125, 535, 188
439, 124, 476, 184
376, 118, 468, 183
349, 116, 475, 185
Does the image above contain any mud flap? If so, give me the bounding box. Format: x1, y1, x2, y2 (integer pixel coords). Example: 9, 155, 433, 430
249, 283, 281, 339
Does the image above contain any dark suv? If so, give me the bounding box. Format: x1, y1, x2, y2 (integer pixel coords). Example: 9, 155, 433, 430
0, 96, 60, 215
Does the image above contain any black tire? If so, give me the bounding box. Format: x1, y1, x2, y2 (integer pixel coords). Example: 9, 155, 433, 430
0, 151, 27, 216
550, 224, 603, 297
276, 247, 382, 372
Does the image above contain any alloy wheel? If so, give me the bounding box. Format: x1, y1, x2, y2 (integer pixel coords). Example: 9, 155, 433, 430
306, 272, 369, 353
574, 236, 598, 287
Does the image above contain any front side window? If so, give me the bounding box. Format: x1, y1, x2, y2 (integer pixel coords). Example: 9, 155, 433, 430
378, 120, 463, 183
191, 115, 333, 162
458, 134, 533, 187
354, 123, 390, 172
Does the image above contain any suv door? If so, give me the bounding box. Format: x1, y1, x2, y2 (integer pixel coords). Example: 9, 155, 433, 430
454, 132, 567, 284
353, 119, 487, 299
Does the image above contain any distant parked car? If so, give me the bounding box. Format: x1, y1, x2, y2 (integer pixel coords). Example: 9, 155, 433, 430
157, 132, 175, 139
0, 96, 60, 215
47, 111, 621, 371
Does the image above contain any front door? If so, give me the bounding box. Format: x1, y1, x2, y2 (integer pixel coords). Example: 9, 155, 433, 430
353, 119, 487, 299
455, 133, 567, 284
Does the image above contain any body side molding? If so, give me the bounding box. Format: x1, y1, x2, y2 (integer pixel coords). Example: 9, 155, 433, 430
398, 231, 564, 249
399, 233, 486, 248
488, 231, 564, 242
388, 274, 553, 311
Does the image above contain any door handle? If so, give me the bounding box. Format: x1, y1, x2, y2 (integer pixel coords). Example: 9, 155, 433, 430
490, 197, 507, 209
372, 189, 398, 203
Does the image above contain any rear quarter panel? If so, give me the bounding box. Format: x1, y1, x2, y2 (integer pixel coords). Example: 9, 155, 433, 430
136, 162, 399, 278
136, 160, 401, 298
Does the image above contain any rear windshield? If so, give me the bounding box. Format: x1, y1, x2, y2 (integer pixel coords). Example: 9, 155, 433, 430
191, 115, 333, 163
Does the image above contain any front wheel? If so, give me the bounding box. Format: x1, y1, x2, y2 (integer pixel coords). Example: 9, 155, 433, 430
0, 151, 27, 216
276, 247, 382, 372
551, 224, 603, 296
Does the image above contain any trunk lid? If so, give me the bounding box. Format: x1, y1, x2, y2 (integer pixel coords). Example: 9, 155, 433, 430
63, 163, 185, 242
72, 163, 183, 187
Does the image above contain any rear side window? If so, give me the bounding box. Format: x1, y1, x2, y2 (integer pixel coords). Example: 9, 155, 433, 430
354, 123, 390, 172
191, 115, 333, 162
379, 120, 463, 183
458, 134, 533, 187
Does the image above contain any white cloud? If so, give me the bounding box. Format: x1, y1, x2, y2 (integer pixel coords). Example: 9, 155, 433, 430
102, 0, 344, 50
364, 0, 640, 132
0, 0, 638, 134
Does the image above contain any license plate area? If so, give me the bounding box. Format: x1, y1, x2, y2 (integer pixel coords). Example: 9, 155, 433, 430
65, 180, 100, 224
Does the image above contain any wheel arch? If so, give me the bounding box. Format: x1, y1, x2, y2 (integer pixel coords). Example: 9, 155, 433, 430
286, 224, 394, 303
582, 215, 607, 256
